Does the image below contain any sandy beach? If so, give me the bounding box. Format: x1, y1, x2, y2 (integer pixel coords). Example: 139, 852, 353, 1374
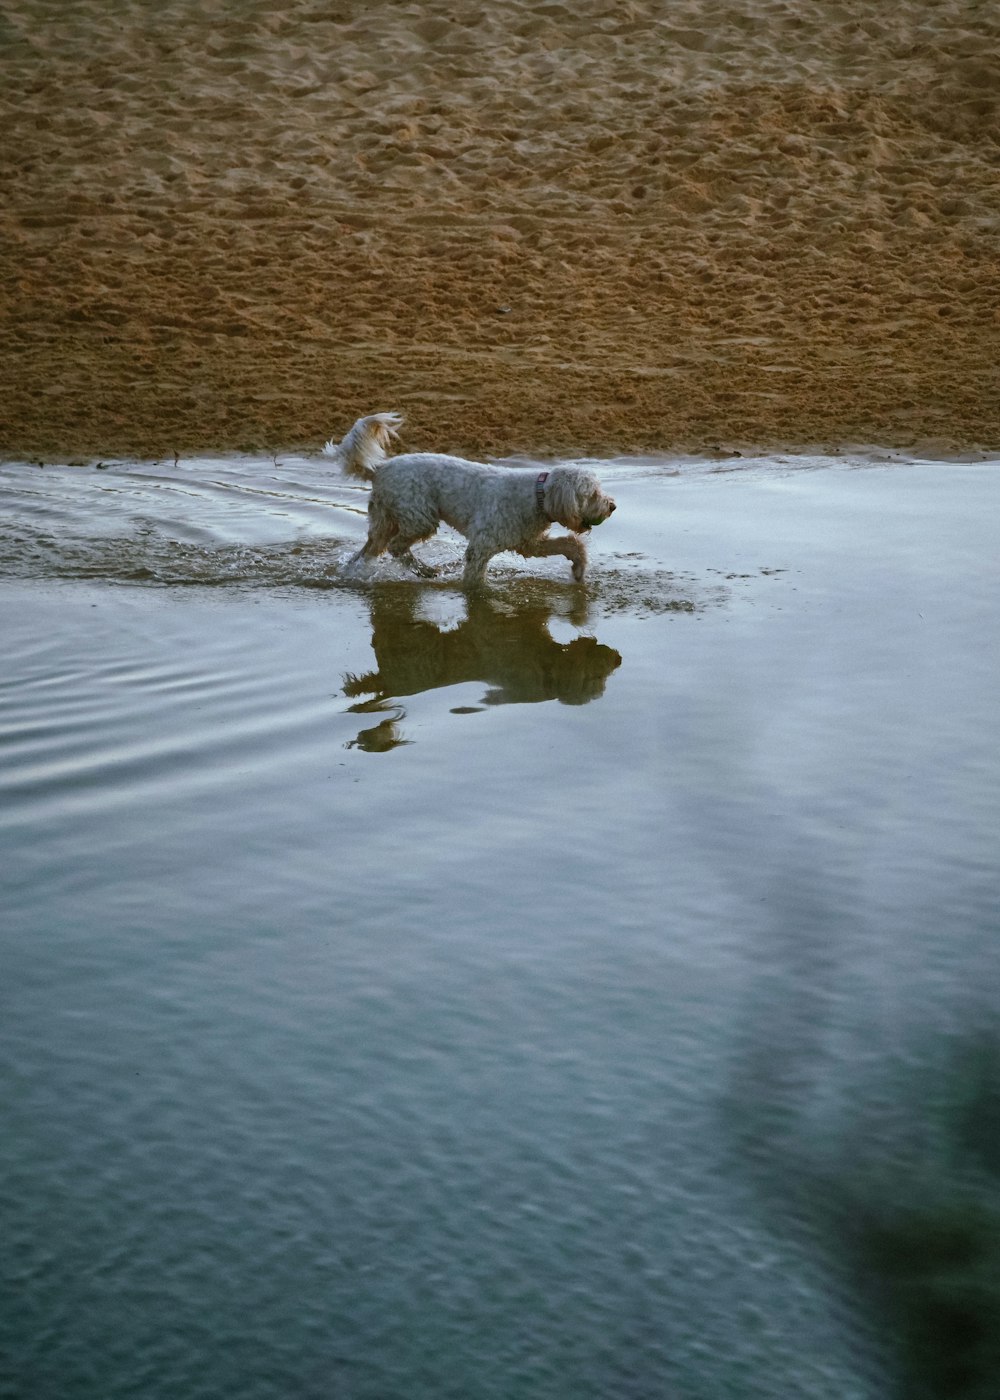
2, 0, 999, 460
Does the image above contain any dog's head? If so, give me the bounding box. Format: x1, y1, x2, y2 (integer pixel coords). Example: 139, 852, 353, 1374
544, 467, 616, 534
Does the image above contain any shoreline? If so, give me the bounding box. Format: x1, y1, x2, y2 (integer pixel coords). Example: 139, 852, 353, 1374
7, 439, 998, 470
6, 422, 1000, 470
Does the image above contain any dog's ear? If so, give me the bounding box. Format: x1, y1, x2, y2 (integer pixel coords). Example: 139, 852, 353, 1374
544, 468, 585, 532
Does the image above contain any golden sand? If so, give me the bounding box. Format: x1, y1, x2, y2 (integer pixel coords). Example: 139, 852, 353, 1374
2, 0, 998, 460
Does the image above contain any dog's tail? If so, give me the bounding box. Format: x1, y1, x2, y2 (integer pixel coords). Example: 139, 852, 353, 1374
323, 411, 403, 481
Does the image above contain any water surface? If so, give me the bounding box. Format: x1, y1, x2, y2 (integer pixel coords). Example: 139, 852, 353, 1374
3, 451, 999, 1399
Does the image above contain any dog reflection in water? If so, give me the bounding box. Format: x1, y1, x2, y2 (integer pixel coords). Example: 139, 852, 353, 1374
344, 590, 621, 751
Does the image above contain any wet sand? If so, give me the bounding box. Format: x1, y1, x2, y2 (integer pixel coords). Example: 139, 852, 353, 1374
2, 0, 999, 461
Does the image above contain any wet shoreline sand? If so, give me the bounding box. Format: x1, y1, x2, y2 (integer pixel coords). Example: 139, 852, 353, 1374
2, 0, 999, 462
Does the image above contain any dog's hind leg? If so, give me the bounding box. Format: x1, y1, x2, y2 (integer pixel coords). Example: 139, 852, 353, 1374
346, 501, 398, 571
518, 533, 588, 582
388, 533, 438, 578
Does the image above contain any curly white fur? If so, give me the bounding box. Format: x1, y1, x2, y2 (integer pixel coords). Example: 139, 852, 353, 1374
323, 413, 616, 586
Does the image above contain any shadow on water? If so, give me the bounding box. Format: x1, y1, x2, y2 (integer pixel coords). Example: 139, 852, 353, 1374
718, 832, 1000, 1399
842, 1036, 1000, 1400
342, 583, 622, 751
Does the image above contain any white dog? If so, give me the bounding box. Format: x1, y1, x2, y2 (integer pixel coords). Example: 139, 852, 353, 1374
323, 412, 616, 586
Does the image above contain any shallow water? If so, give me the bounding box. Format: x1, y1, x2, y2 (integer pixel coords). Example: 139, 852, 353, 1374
2, 451, 1000, 1399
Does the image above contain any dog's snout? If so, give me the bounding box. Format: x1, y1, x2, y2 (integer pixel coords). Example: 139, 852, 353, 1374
608, 500, 616, 514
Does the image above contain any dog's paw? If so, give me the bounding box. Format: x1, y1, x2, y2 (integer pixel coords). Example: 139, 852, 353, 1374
396, 551, 438, 578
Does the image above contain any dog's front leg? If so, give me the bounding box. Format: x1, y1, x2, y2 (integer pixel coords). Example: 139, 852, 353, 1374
461, 540, 496, 588
519, 533, 588, 582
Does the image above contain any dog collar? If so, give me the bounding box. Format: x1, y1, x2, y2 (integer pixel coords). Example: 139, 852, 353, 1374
535, 470, 551, 520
